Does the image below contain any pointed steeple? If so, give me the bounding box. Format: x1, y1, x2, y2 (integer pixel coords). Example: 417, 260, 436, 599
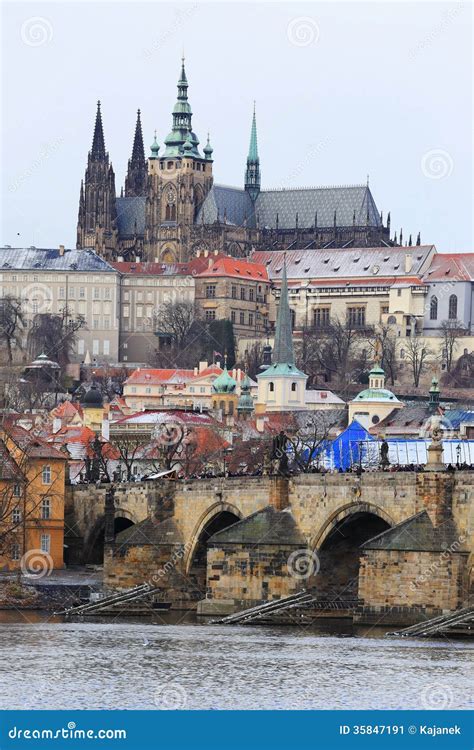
163, 56, 200, 158
125, 109, 147, 197
273, 259, 294, 365
245, 102, 261, 201
91, 101, 106, 160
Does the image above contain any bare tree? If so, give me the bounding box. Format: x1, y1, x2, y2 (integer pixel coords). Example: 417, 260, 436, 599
27, 308, 86, 368
0, 295, 25, 364
285, 413, 334, 472
440, 319, 466, 373
366, 323, 399, 385
298, 316, 366, 387
405, 336, 432, 387
107, 432, 149, 482
153, 301, 197, 349
238, 342, 264, 380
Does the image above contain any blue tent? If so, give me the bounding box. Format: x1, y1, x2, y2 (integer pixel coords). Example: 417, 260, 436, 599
326, 419, 375, 470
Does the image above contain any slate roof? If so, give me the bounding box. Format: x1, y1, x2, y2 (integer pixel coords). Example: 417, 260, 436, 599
252, 246, 435, 281
115, 197, 146, 237
208, 505, 306, 546
115, 516, 183, 546
0, 440, 24, 482
196, 184, 383, 230
0, 247, 117, 273
362, 510, 463, 552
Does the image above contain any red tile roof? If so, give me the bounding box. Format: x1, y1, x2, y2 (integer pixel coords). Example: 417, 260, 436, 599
4, 422, 67, 460
124, 368, 195, 385
111, 255, 224, 277
197, 257, 269, 281
423, 253, 474, 282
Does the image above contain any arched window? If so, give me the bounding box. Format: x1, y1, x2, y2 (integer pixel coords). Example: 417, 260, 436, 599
291, 382, 297, 393
430, 296, 438, 320
268, 382, 274, 394
448, 294, 457, 319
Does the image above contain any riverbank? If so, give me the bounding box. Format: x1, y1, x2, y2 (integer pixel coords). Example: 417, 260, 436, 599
0, 568, 103, 611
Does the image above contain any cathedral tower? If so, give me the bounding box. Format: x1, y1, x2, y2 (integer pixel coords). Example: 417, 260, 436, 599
124, 109, 147, 197
144, 58, 213, 262
245, 103, 261, 202
76, 101, 117, 257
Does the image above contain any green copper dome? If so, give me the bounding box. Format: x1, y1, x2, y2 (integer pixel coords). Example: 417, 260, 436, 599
353, 388, 400, 403
150, 133, 160, 157
212, 367, 237, 394
237, 374, 254, 412
369, 364, 385, 376
204, 134, 213, 159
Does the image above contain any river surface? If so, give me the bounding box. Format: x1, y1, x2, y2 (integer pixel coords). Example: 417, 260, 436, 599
0, 611, 472, 711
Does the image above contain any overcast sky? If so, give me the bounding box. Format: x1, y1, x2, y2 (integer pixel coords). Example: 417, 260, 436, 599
1, 1, 472, 251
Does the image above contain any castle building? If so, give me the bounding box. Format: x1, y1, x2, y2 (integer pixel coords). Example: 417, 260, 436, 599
77, 59, 396, 263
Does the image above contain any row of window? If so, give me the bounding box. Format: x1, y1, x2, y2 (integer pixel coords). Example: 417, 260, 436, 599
11, 498, 51, 523
77, 339, 110, 356
429, 294, 458, 321
10, 534, 50, 561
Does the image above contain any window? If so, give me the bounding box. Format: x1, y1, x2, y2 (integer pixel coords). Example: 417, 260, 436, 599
123, 306, 129, 318
13, 484, 21, 497
291, 382, 297, 393
104, 288, 111, 300
290, 309, 296, 329
93, 318, 100, 329
124, 292, 130, 302
136, 306, 143, 318
200, 387, 205, 393
103, 317, 110, 329
93, 288, 100, 299
136, 291, 143, 302
397, 289, 402, 297
381, 306, 389, 315
240, 287, 246, 300
11, 543, 20, 561
400, 348, 405, 359
42, 466, 51, 485
206, 285, 216, 299
248, 313, 254, 326
231, 311, 236, 323
239, 312, 245, 325
12, 508, 21, 524
69, 287, 76, 299
348, 306, 366, 328
79, 287, 85, 298
145, 387, 151, 394
313, 308, 330, 328
59, 287, 65, 299
40, 534, 50, 554
249, 288, 254, 302
448, 294, 457, 319
103, 340, 110, 355
231, 286, 237, 299
269, 382, 274, 392
429, 296, 438, 320
78, 339, 85, 355
205, 310, 216, 321
93, 340, 99, 355
41, 498, 51, 520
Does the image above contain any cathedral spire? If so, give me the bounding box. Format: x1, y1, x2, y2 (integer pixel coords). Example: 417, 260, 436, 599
91, 100, 106, 160
125, 109, 147, 197
245, 102, 261, 201
163, 56, 200, 158
273, 258, 294, 365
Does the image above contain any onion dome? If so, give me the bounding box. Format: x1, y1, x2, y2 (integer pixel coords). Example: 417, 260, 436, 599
80, 383, 104, 408
183, 132, 193, 153
212, 367, 237, 394
237, 375, 254, 413
204, 133, 213, 160
150, 131, 160, 157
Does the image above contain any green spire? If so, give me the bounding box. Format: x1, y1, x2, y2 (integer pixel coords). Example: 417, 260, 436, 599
163, 56, 200, 158
238, 374, 254, 413
272, 259, 294, 365
245, 102, 261, 201
150, 130, 159, 157
204, 132, 213, 160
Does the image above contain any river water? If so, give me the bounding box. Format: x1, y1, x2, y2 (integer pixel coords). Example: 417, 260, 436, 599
0, 612, 472, 711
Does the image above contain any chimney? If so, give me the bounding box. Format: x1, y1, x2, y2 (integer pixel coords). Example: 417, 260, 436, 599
193, 366, 198, 376
117, 256, 124, 262
101, 415, 110, 442
52, 417, 61, 434
58, 244, 65, 256
199, 361, 208, 374
405, 253, 413, 274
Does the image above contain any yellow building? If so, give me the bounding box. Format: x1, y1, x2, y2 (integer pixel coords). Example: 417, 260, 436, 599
0, 424, 66, 573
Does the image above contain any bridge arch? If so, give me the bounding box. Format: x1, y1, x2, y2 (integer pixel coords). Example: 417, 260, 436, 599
311, 502, 395, 551
83, 508, 140, 565
310, 502, 394, 602
185, 501, 243, 579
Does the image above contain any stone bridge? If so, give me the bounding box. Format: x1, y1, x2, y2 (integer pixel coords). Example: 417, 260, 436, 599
66, 471, 473, 624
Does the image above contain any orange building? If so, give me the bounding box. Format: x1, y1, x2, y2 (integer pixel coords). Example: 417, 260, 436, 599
0, 424, 67, 573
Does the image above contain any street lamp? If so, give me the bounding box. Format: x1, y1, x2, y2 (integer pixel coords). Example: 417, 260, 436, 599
456, 443, 461, 469
223, 447, 233, 478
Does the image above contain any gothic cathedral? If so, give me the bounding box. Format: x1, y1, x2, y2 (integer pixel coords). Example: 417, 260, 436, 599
77, 58, 400, 262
